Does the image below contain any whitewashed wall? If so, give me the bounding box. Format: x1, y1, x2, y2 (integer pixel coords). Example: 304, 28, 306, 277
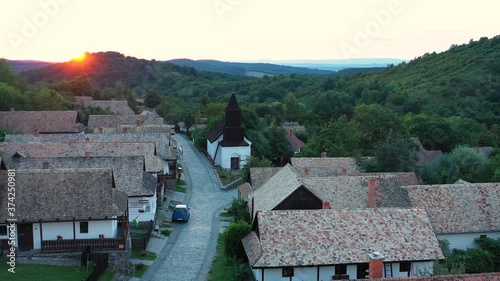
437, 232, 500, 250
128, 191, 157, 222
30, 220, 117, 250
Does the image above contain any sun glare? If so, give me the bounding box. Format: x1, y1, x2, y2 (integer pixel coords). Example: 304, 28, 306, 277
71, 53, 87, 62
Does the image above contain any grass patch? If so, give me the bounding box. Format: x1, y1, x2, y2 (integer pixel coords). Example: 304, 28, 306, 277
208, 239, 237, 281
97, 268, 114, 281
175, 185, 186, 193
130, 249, 158, 261
176, 179, 186, 185
134, 264, 150, 278
220, 211, 233, 217
217, 170, 241, 186
0, 258, 91, 281
161, 229, 172, 236
131, 232, 146, 239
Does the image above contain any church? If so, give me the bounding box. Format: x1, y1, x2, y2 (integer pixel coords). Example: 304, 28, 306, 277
206, 93, 252, 170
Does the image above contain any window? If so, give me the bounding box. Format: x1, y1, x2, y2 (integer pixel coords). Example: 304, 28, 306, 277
399, 261, 411, 272
282, 267, 294, 277
80, 222, 89, 234
335, 264, 347, 275
0, 225, 7, 236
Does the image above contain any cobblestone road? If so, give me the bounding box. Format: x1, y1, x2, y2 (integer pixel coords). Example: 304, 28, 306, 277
141, 135, 237, 281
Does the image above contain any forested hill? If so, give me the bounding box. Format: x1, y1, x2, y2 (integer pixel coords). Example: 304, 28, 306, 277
168, 59, 335, 76
18, 36, 500, 125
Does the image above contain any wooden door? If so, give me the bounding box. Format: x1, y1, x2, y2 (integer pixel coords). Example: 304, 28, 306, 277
17, 224, 34, 251
231, 156, 239, 170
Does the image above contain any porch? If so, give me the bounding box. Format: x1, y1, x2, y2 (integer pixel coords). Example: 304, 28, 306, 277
41, 237, 126, 253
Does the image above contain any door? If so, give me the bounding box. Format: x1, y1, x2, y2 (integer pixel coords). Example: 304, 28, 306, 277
357, 263, 369, 279
231, 156, 239, 170
17, 224, 34, 251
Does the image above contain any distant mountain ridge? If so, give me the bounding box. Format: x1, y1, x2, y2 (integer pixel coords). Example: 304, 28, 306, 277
167, 59, 336, 77
6, 60, 54, 73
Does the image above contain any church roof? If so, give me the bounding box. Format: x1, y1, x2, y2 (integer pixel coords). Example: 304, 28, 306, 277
226, 93, 240, 111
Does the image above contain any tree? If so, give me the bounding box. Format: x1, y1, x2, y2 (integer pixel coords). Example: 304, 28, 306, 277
360, 138, 418, 172
227, 197, 251, 222
283, 93, 300, 121
144, 89, 162, 108
419, 146, 487, 184
300, 116, 362, 157
241, 156, 272, 182
353, 104, 407, 153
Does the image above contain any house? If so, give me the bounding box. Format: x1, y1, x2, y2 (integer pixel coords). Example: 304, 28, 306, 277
282, 121, 306, 134
290, 154, 361, 175
206, 93, 252, 170
248, 164, 412, 219
9, 156, 158, 222
411, 137, 443, 166
85, 99, 135, 115
87, 114, 163, 131
4, 132, 176, 174
0, 169, 128, 253
402, 182, 500, 250
242, 208, 444, 281
285, 129, 304, 154
0, 111, 86, 134
237, 182, 253, 201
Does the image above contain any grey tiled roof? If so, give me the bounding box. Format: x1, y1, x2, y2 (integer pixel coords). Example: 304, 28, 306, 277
10, 156, 155, 196
87, 114, 162, 130
249, 167, 281, 190
0, 111, 85, 133
86, 100, 135, 115
282, 122, 306, 133
285, 131, 304, 152
290, 157, 360, 174
249, 164, 411, 217
0, 141, 165, 173
94, 125, 170, 134
242, 208, 443, 268
249, 164, 302, 218
403, 183, 500, 234
4, 133, 174, 160
237, 182, 253, 201
0, 169, 127, 221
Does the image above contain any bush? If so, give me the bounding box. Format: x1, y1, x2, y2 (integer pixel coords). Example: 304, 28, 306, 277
222, 220, 251, 259
227, 197, 251, 223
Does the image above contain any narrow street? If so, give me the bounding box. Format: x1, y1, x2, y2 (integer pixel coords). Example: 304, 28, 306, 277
141, 134, 237, 281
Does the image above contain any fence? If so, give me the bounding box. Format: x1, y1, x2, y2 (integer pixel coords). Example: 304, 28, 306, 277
131, 221, 154, 251
82, 251, 109, 281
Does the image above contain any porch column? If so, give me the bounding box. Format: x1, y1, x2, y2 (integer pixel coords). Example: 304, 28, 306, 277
39, 220, 43, 251
72, 219, 76, 251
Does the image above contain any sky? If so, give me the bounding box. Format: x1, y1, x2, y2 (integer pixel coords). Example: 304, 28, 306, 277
1, 0, 499, 62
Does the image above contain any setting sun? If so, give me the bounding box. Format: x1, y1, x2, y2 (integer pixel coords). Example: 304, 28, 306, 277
71, 53, 87, 62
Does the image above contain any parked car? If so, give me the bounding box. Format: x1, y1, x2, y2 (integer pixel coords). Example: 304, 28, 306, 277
172, 204, 190, 222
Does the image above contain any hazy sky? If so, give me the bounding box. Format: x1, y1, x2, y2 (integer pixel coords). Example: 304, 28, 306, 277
1, 0, 499, 62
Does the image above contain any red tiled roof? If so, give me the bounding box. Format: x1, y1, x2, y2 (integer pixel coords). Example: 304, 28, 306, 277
403, 183, 500, 234
243, 208, 443, 268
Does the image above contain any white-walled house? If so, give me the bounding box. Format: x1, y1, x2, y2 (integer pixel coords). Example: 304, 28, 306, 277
9, 156, 157, 223
403, 182, 500, 250
206, 93, 251, 170
0, 169, 128, 252
242, 208, 443, 281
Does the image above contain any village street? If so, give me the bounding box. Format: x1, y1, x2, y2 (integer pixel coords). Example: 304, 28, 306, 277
141, 134, 237, 281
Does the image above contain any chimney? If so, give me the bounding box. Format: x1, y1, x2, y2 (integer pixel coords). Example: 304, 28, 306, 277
42, 162, 49, 169
85, 151, 90, 157
303, 167, 309, 177
85, 137, 90, 142
368, 178, 376, 208
98, 127, 103, 134
117, 110, 120, 115
122, 127, 128, 133
322, 201, 330, 209
34, 129, 39, 137
368, 252, 384, 279
289, 130, 293, 136
341, 168, 347, 176
136, 119, 140, 126
320, 152, 327, 158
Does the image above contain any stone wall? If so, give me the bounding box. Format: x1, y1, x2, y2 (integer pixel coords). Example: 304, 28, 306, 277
108, 234, 132, 281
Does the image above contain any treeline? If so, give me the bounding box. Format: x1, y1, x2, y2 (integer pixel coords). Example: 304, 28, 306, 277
2, 36, 500, 183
